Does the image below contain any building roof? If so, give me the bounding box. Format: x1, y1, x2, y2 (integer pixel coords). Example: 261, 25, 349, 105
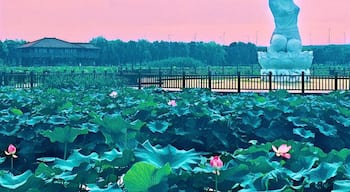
73, 43, 99, 49
18, 37, 99, 49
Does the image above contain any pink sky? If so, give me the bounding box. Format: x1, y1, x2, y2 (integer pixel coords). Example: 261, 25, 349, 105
1, 0, 349, 45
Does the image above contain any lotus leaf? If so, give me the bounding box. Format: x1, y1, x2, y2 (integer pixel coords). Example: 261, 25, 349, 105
147, 120, 170, 133
123, 162, 171, 192
53, 150, 99, 171
333, 180, 350, 191
0, 170, 33, 189
293, 128, 315, 139
92, 113, 144, 149
86, 183, 121, 192
40, 126, 88, 143
306, 162, 342, 184
10, 108, 23, 116
47, 115, 67, 125
135, 140, 201, 171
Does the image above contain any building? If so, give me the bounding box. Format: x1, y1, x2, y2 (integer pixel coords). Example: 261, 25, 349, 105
16, 37, 100, 66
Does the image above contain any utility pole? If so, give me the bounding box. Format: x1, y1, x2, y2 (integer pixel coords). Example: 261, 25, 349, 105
309, 33, 312, 45
222, 32, 226, 45
328, 27, 331, 44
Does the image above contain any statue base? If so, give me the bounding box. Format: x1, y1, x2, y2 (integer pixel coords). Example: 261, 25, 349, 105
258, 51, 313, 82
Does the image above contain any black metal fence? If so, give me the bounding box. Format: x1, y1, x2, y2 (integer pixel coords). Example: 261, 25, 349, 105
1, 70, 349, 93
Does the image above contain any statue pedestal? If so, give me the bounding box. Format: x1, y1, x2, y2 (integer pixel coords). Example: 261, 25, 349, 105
258, 51, 313, 82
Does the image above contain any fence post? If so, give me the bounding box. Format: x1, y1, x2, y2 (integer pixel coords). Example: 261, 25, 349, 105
301, 71, 305, 94
269, 71, 272, 92
208, 70, 212, 90
138, 71, 142, 90
104, 70, 107, 80
349, 73, 350, 90
0, 72, 3, 86
30, 71, 34, 88
334, 72, 338, 91
237, 72, 241, 93
158, 71, 162, 88
42, 70, 47, 86
182, 71, 186, 89
4, 71, 8, 86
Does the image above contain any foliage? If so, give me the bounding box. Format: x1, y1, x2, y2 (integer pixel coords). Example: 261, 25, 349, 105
123, 162, 171, 192
143, 57, 205, 68
0, 86, 350, 190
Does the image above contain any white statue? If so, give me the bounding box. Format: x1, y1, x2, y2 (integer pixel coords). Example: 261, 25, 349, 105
268, 0, 302, 54
258, 0, 313, 82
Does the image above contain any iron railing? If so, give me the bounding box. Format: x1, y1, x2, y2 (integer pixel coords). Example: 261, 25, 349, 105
1, 70, 349, 93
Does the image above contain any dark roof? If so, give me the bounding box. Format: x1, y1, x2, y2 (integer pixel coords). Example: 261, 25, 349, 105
73, 43, 99, 49
18, 38, 99, 49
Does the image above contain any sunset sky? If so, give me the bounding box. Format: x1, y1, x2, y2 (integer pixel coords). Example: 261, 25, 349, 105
1, 0, 349, 46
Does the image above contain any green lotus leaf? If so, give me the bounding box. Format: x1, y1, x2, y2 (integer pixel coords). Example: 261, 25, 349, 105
135, 140, 201, 171
47, 115, 67, 125
34, 163, 61, 183
40, 126, 88, 143
98, 149, 134, 168
58, 101, 73, 113
239, 172, 288, 192
286, 95, 305, 107
86, 183, 121, 192
91, 113, 144, 148
53, 172, 77, 183
147, 121, 170, 133
287, 116, 308, 127
312, 119, 337, 137
218, 162, 250, 183
10, 108, 23, 115
331, 115, 350, 127
254, 95, 267, 104
0, 124, 21, 136
260, 169, 290, 191
0, 157, 5, 164
306, 162, 342, 184
124, 162, 171, 192
338, 106, 350, 117
0, 170, 33, 189
100, 148, 123, 162
171, 106, 191, 117
255, 120, 290, 140
26, 116, 45, 126
67, 113, 84, 123
283, 156, 318, 181
293, 128, 315, 139
234, 144, 270, 161
333, 180, 350, 191
37, 157, 58, 163
325, 148, 350, 163
53, 150, 99, 171
242, 110, 263, 129
263, 106, 283, 121
0, 111, 12, 123
80, 122, 100, 133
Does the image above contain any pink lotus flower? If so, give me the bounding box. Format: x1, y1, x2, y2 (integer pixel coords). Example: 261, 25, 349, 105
210, 156, 223, 176
109, 91, 118, 98
5, 144, 18, 158
168, 100, 177, 107
272, 144, 291, 159
210, 156, 223, 169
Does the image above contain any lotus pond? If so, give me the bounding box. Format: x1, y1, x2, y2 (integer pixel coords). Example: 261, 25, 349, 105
0, 86, 350, 191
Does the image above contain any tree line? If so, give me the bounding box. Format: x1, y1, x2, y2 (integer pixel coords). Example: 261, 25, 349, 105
0, 37, 349, 67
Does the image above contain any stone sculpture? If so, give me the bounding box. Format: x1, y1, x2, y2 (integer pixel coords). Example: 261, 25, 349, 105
258, 0, 313, 81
